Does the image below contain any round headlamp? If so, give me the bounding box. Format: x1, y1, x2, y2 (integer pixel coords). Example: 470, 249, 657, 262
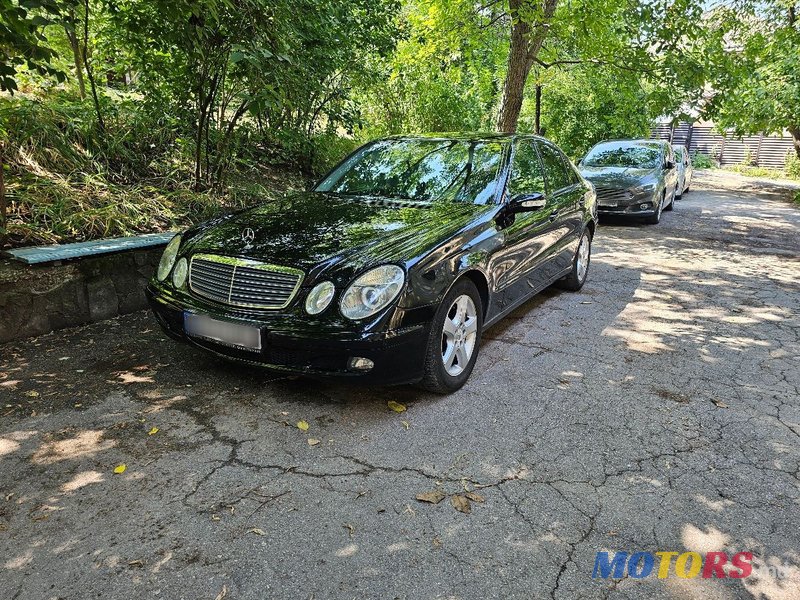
157, 235, 181, 281
305, 281, 335, 315
340, 265, 405, 320
172, 257, 188, 289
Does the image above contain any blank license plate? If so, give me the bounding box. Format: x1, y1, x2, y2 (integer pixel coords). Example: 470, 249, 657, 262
184, 313, 262, 351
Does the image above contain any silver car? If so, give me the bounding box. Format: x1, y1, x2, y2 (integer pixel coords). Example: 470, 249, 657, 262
672, 145, 693, 198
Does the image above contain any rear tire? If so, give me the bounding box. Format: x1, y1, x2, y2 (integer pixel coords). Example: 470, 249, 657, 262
418, 279, 483, 394
557, 228, 592, 292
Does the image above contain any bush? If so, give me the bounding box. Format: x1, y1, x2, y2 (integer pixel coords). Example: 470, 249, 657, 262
691, 152, 715, 168
785, 152, 800, 180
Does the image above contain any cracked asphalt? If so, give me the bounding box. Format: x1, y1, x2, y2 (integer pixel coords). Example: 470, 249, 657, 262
1, 171, 799, 600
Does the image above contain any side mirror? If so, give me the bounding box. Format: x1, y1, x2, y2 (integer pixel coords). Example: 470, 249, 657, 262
576, 158, 583, 167
509, 192, 546, 213
665, 160, 676, 170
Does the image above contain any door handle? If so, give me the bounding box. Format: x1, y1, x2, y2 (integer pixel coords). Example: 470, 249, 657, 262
549, 210, 559, 222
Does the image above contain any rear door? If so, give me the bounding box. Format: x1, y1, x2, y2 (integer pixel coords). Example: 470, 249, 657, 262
535, 140, 584, 277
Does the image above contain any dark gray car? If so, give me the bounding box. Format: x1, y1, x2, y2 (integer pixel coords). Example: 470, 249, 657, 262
578, 139, 678, 224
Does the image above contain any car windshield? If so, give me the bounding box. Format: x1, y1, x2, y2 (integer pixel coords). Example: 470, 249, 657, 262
583, 143, 661, 169
315, 139, 503, 204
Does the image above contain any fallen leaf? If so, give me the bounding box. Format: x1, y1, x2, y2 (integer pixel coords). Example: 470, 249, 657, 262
211, 514, 221, 522
401, 420, 410, 430
307, 438, 320, 446
450, 495, 471, 514
432, 537, 442, 548
343, 523, 355, 537
147, 427, 159, 435
297, 420, 309, 431
415, 490, 446, 504
24, 390, 39, 398
214, 585, 228, 600
711, 399, 729, 408
128, 559, 144, 568
247, 527, 266, 536
465, 491, 485, 503
387, 400, 406, 413
113, 464, 127, 474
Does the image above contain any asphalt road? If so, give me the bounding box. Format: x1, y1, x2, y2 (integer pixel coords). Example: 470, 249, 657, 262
1, 171, 799, 600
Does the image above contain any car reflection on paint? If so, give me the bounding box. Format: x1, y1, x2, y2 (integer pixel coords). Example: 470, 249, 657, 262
147, 134, 598, 393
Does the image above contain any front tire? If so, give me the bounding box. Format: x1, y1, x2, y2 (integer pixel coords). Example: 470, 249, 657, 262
557, 228, 592, 291
419, 279, 483, 394
644, 192, 664, 224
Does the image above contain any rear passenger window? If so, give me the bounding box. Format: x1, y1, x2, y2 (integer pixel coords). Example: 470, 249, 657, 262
536, 142, 572, 193
510, 141, 546, 196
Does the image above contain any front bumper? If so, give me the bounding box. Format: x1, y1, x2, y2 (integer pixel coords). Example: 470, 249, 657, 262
146, 285, 430, 386
597, 191, 659, 217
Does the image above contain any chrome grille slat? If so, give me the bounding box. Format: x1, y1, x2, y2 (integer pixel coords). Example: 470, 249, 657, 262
189, 254, 304, 309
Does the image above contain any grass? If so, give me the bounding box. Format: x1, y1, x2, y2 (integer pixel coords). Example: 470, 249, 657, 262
723, 164, 799, 181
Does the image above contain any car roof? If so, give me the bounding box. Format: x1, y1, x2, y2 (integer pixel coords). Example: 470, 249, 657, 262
591, 138, 666, 148
383, 132, 546, 143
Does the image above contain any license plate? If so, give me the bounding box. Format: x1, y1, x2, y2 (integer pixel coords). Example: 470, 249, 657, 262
184, 313, 262, 351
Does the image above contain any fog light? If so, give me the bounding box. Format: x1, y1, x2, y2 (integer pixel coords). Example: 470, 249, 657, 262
348, 357, 374, 372
640, 203, 650, 210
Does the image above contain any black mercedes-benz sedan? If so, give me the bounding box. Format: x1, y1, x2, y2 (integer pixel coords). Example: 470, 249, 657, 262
578, 139, 678, 224
147, 134, 597, 392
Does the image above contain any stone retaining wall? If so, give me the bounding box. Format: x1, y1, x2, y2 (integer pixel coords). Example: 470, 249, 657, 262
0, 246, 163, 344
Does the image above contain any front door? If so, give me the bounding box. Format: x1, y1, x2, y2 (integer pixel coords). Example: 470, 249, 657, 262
489, 139, 560, 311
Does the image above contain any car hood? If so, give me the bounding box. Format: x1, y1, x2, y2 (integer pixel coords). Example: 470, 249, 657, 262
181, 191, 493, 281
579, 166, 659, 189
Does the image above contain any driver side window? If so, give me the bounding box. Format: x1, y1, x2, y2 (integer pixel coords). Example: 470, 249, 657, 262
510, 141, 546, 197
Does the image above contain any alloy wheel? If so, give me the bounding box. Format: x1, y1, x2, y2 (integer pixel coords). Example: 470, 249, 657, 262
576, 234, 590, 282
441, 294, 478, 376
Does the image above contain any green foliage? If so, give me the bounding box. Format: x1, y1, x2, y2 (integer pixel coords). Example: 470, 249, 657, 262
785, 151, 800, 179
691, 152, 715, 168
0, 0, 75, 92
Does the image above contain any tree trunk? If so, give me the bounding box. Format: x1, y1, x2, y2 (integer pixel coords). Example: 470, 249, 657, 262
496, 0, 559, 133
534, 83, 542, 135
789, 125, 800, 160
82, 0, 104, 132
64, 13, 86, 100
0, 150, 6, 249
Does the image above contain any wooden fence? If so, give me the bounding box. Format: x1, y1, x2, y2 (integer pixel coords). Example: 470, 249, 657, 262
651, 122, 795, 169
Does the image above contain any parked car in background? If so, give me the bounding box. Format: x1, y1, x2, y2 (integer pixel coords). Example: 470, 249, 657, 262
578, 139, 678, 224
672, 144, 693, 197
147, 134, 597, 393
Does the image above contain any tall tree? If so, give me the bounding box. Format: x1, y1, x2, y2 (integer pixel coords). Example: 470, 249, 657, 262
702, 1, 800, 157
496, 0, 557, 132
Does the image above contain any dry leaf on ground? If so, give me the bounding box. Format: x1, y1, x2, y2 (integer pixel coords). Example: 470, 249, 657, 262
451, 495, 471, 514
387, 400, 406, 413
465, 491, 485, 503
416, 490, 446, 504
297, 420, 309, 431
247, 528, 266, 536
711, 399, 729, 408
113, 464, 126, 474
307, 438, 320, 446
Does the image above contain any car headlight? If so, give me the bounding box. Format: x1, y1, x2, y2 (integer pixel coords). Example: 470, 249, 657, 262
340, 265, 405, 320
172, 257, 188, 289
157, 235, 181, 281
630, 184, 656, 196
305, 281, 335, 315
